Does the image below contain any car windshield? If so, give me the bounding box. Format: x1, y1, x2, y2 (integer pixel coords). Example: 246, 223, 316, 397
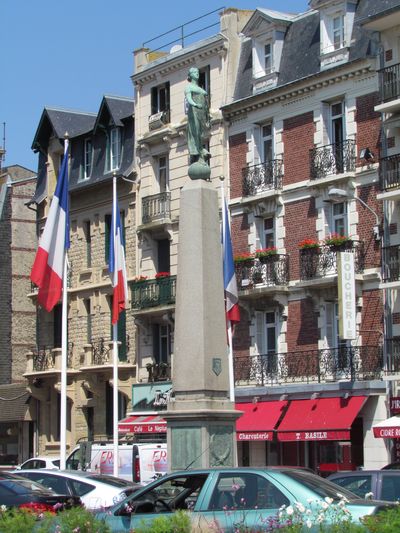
1, 479, 53, 495
283, 471, 358, 501
85, 474, 134, 487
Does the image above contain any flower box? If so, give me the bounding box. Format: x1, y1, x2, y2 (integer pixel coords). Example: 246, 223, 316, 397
234, 252, 254, 264
255, 247, 278, 261
298, 239, 320, 250
324, 234, 353, 250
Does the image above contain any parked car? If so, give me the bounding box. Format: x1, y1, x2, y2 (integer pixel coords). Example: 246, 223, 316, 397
328, 470, 400, 501
96, 467, 392, 532
17, 456, 60, 470
382, 462, 400, 470
0, 471, 81, 512
16, 469, 140, 509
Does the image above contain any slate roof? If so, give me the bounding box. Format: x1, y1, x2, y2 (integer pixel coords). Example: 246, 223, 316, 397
94, 95, 134, 132
0, 384, 30, 422
356, 0, 400, 22
232, 0, 381, 103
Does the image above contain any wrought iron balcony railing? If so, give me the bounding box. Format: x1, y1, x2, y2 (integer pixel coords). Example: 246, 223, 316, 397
379, 62, 400, 103
89, 335, 130, 365
299, 242, 365, 280
131, 276, 176, 310
31, 343, 73, 371
242, 160, 283, 197
234, 345, 383, 386
382, 245, 400, 283
380, 154, 400, 192
386, 338, 400, 373
146, 362, 171, 382
142, 192, 171, 225
310, 139, 356, 180
235, 255, 289, 289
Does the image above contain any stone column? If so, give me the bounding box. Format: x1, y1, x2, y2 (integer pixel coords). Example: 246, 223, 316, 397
163, 178, 241, 470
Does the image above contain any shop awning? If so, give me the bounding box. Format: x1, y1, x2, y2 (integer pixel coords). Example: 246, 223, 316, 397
235, 400, 288, 441
373, 416, 400, 439
277, 396, 367, 442
118, 414, 166, 434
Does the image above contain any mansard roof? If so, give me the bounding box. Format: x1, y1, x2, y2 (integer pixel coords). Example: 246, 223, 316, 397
93, 95, 134, 133
241, 7, 296, 36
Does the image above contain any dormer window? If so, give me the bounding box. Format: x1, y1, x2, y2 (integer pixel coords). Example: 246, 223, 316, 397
332, 14, 345, 50
106, 127, 121, 172
264, 43, 272, 73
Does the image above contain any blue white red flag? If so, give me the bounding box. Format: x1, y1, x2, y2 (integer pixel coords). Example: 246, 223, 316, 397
222, 194, 240, 325
109, 184, 128, 325
30, 141, 70, 312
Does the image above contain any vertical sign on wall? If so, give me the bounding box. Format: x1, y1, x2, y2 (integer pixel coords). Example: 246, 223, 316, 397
337, 251, 356, 339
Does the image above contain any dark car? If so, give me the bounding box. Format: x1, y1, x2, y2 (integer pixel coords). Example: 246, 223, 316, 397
382, 462, 400, 470
328, 470, 400, 502
0, 472, 81, 513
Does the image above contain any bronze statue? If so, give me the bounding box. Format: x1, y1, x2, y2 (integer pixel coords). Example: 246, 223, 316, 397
185, 67, 210, 166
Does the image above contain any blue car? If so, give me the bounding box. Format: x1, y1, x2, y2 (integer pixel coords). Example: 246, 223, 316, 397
96, 467, 391, 532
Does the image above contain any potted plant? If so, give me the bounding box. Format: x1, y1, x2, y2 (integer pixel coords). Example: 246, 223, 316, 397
155, 272, 170, 279
234, 252, 255, 265
133, 275, 148, 284
325, 233, 353, 250
255, 247, 278, 262
298, 238, 320, 251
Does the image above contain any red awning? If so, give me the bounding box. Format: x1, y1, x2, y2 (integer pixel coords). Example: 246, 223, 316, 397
235, 401, 288, 441
277, 396, 366, 442
118, 414, 166, 434
373, 416, 400, 439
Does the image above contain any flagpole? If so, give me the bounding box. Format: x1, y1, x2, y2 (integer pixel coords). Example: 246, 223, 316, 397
220, 177, 235, 403
112, 174, 119, 477
60, 137, 69, 471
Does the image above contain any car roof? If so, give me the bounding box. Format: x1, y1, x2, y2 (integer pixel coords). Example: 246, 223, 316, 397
329, 470, 400, 475
23, 456, 59, 461
18, 469, 137, 485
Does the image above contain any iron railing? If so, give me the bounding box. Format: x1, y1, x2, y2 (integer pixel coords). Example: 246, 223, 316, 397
131, 276, 176, 310
382, 245, 400, 283
242, 160, 283, 197
31, 342, 73, 371
91, 338, 111, 365
310, 139, 356, 180
234, 346, 383, 386
146, 363, 171, 382
235, 255, 289, 289
299, 242, 365, 280
142, 192, 171, 225
386, 338, 400, 373
379, 62, 400, 103
380, 154, 400, 192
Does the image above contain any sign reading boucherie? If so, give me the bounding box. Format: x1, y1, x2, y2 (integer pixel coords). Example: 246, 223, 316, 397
237, 432, 271, 441
278, 430, 350, 441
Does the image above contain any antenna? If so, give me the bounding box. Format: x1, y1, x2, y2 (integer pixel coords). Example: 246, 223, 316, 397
0, 123, 6, 174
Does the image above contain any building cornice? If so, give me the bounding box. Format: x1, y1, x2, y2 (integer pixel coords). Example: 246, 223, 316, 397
223, 58, 376, 120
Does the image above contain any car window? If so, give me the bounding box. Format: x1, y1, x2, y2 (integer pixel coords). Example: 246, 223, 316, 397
33, 474, 69, 495
69, 479, 94, 497
128, 474, 208, 514
209, 473, 289, 511
85, 474, 133, 487
331, 475, 372, 499
21, 459, 45, 470
284, 471, 358, 501
2, 479, 52, 494
381, 475, 400, 501
52, 460, 60, 468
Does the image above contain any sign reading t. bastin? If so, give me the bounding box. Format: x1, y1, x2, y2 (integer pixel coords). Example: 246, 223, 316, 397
338, 251, 356, 339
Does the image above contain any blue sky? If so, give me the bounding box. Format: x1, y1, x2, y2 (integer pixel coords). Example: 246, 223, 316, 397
2, 0, 309, 171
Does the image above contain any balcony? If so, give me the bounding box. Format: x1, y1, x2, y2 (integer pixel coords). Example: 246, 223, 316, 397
382, 245, 400, 283
234, 345, 383, 386
145, 362, 171, 382
141, 192, 171, 226
131, 276, 176, 310
386, 338, 400, 373
376, 63, 400, 113
25, 344, 73, 375
242, 160, 283, 197
379, 154, 400, 199
309, 140, 356, 181
80, 336, 131, 367
299, 242, 365, 281
148, 110, 170, 131
235, 255, 289, 290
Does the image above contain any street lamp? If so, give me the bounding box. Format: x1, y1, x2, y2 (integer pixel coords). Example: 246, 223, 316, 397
327, 187, 381, 241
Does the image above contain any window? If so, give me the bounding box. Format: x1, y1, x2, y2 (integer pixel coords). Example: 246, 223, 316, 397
54, 304, 62, 348
330, 474, 372, 499
84, 220, 91, 268
105, 211, 125, 263
153, 324, 172, 365
106, 128, 121, 172
84, 299, 92, 344
84, 139, 93, 178
256, 217, 275, 250
199, 66, 210, 103
261, 125, 273, 163
151, 82, 170, 115
325, 301, 350, 368
264, 43, 272, 73
332, 14, 345, 50
158, 155, 169, 192
255, 310, 278, 375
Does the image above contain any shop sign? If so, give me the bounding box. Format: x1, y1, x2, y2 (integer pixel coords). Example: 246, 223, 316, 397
391, 397, 400, 415
132, 424, 167, 434
237, 431, 271, 441
373, 427, 400, 439
278, 430, 350, 441
338, 252, 356, 340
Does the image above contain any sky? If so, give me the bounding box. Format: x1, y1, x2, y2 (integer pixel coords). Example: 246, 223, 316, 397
2, 0, 309, 171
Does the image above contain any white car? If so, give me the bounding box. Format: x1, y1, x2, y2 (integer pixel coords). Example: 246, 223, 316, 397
15, 469, 139, 509
17, 456, 60, 470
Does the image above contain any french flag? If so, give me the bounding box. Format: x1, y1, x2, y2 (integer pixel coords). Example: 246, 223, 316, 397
222, 194, 240, 325
109, 182, 128, 324
30, 141, 70, 312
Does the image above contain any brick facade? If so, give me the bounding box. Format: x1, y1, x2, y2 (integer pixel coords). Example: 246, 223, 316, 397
229, 132, 247, 199
355, 92, 381, 166
283, 112, 314, 186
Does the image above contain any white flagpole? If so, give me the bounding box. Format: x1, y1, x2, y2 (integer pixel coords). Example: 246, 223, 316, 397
220, 178, 235, 403
112, 174, 119, 477
60, 252, 68, 470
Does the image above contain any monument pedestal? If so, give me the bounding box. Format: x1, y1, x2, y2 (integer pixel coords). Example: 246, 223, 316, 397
164, 178, 241, 471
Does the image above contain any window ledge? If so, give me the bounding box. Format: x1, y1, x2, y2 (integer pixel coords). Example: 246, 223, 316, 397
320, 47, 349, 70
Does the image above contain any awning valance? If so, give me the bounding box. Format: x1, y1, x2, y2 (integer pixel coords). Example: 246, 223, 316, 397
277, 396, 366, 442
118, 414, 166, 434
235, 400, 288, 441
373, 416, 400, 439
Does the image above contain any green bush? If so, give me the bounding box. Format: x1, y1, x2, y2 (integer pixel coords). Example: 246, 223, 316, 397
0, 508, 38, 533
362, 504, 400, 532
133, 510, 191, 533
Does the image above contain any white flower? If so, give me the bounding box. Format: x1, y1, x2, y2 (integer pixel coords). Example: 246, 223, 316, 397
0, 505, 6, 512
365, 492, 374, 500
279, 504, 287, 510
320, 501, 329, 510
324, 497, 334, 505
286, 505, 294, 515
295, 502, 306, 513
306, 509, 312, 515
306, 519, 313, 529
338, 499, 346, 507
307, 497, 314, 504
317, 514, 324, 523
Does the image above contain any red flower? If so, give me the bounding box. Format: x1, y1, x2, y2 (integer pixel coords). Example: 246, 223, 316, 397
155, 272, 170, 279
298, 238, 320, 249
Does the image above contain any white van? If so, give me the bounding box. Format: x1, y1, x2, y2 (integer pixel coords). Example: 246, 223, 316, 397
66, 441, 167, 485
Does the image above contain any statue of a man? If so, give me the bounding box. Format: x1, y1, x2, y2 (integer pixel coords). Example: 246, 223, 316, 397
185, 67, 210, 165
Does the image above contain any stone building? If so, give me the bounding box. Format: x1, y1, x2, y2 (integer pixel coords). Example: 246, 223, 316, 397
221, 0, 396, 472
26, 97, 137, 454
0, 164, 37, 465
